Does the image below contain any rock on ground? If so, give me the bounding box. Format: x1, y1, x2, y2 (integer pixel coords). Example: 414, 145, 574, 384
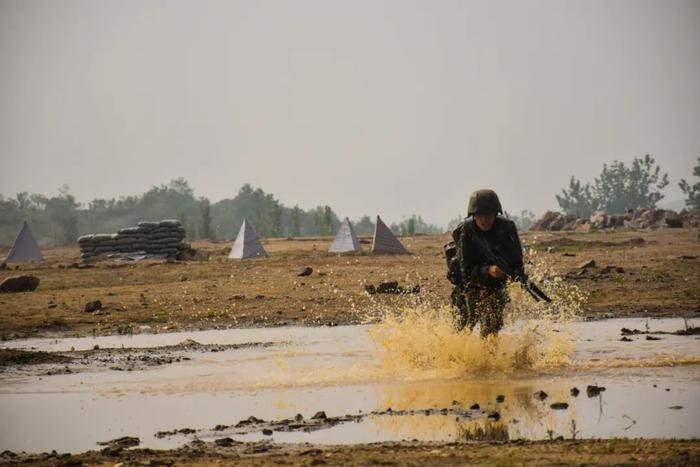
0, 275, 40, 293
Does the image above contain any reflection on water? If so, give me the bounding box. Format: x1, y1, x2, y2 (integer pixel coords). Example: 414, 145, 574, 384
0, 318, 698, 453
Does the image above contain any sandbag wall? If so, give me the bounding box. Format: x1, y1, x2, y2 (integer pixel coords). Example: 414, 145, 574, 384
78, 220, 186, 260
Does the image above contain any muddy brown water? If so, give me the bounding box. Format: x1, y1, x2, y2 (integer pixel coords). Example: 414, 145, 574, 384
1, 318, 699, 454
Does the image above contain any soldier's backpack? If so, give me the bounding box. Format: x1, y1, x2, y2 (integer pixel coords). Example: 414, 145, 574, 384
444, 221, 465, 286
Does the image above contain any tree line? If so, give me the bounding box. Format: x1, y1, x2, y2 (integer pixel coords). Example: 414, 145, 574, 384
556, 154, 699, 217
0, 179, 441, 246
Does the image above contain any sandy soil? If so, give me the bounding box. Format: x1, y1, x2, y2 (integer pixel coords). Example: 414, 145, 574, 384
0, 228, 699, 340
4, 439, 699, 466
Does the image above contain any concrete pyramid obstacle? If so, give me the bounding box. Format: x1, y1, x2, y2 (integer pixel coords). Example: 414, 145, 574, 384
371, 216, 408, 255
329, 218, 361, 253
228, 218, 267, 259
5, 221, 44, 263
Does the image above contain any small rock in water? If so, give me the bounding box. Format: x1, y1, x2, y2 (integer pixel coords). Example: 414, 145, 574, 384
496, 395, 505, 403
669, 406, 683, 410
645, 335, 662, 341
469, 403, 480, 410
214, 437, 236, 447
570, 387, 580, 397
550, 402, 569, 410
621, 336, 633, 342
262, 429, 273, 436
297, 267, 313, 277
534, 390, 548, 401
179, 338, 200, 347
97, 436, 140, 448
311, 411, 327, 420
84, 300, 102, 313
586, 385, 606, 397
294, 413, 304, 421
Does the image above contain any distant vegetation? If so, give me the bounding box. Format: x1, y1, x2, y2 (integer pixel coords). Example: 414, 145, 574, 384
679, 157, 700, 211
0, 179, 441, 246
556, 154, 670, 217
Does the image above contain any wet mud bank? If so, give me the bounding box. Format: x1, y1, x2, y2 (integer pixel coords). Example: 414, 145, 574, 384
3, 439, 700, 466
0, 340, 277, 377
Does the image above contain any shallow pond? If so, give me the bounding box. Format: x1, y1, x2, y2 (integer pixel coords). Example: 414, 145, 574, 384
1, 318, 698, 453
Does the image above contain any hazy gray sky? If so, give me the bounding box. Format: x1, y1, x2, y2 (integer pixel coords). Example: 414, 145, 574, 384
1, 0, 699, 225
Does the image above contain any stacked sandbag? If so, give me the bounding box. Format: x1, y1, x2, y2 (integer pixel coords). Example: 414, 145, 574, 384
78, 220, 186, 260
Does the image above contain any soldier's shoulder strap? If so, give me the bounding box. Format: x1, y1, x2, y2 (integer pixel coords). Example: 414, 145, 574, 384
451, 220, 466, 242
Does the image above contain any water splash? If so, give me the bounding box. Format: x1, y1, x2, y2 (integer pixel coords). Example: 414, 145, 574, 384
368, 248, 586, 377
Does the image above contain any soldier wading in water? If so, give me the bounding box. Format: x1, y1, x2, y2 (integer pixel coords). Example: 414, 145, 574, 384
445, 189, 547, 336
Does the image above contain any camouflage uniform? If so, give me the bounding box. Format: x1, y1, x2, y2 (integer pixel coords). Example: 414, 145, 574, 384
451, 190, 524, 336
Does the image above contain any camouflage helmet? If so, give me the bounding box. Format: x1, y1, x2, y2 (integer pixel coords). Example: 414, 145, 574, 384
467, 189, 503, 216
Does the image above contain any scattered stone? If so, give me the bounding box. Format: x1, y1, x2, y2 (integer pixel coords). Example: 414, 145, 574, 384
621, 336, 633, 342
570, 387, 580, 397
561, 252, 577, 257
645, 335, 662, 341
0, 262, 6, 270
577, 259, 596, 269
376, 281, 400, 293
311, 411, 327, 420
531, 208, 700, 231
294, 413, 304, 421
496, 395, 505, 403
262, 429, 273, 436
47, 303, 57, 309
451, 400, 460, 406
586, 385, 606, 397
100, 445, 123, 456
97, 436, 140, 448
487, 411, 500, 421
534, 390, 548, 401
365, 281, 420, 295
179, 338, 200, 347
550, 402, 569, 410
0, 275, 40, 293
214, 437, 236, 447
297, 267, 313, 277
469, 403, 480, 410
84, 300, 102, 313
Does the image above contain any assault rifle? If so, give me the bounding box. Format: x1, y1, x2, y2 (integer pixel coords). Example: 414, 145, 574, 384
469, 230, 552, 303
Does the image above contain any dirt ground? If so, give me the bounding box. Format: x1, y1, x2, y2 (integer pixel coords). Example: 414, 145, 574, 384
1, 228, 699, 340
4, 439, 699, 466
